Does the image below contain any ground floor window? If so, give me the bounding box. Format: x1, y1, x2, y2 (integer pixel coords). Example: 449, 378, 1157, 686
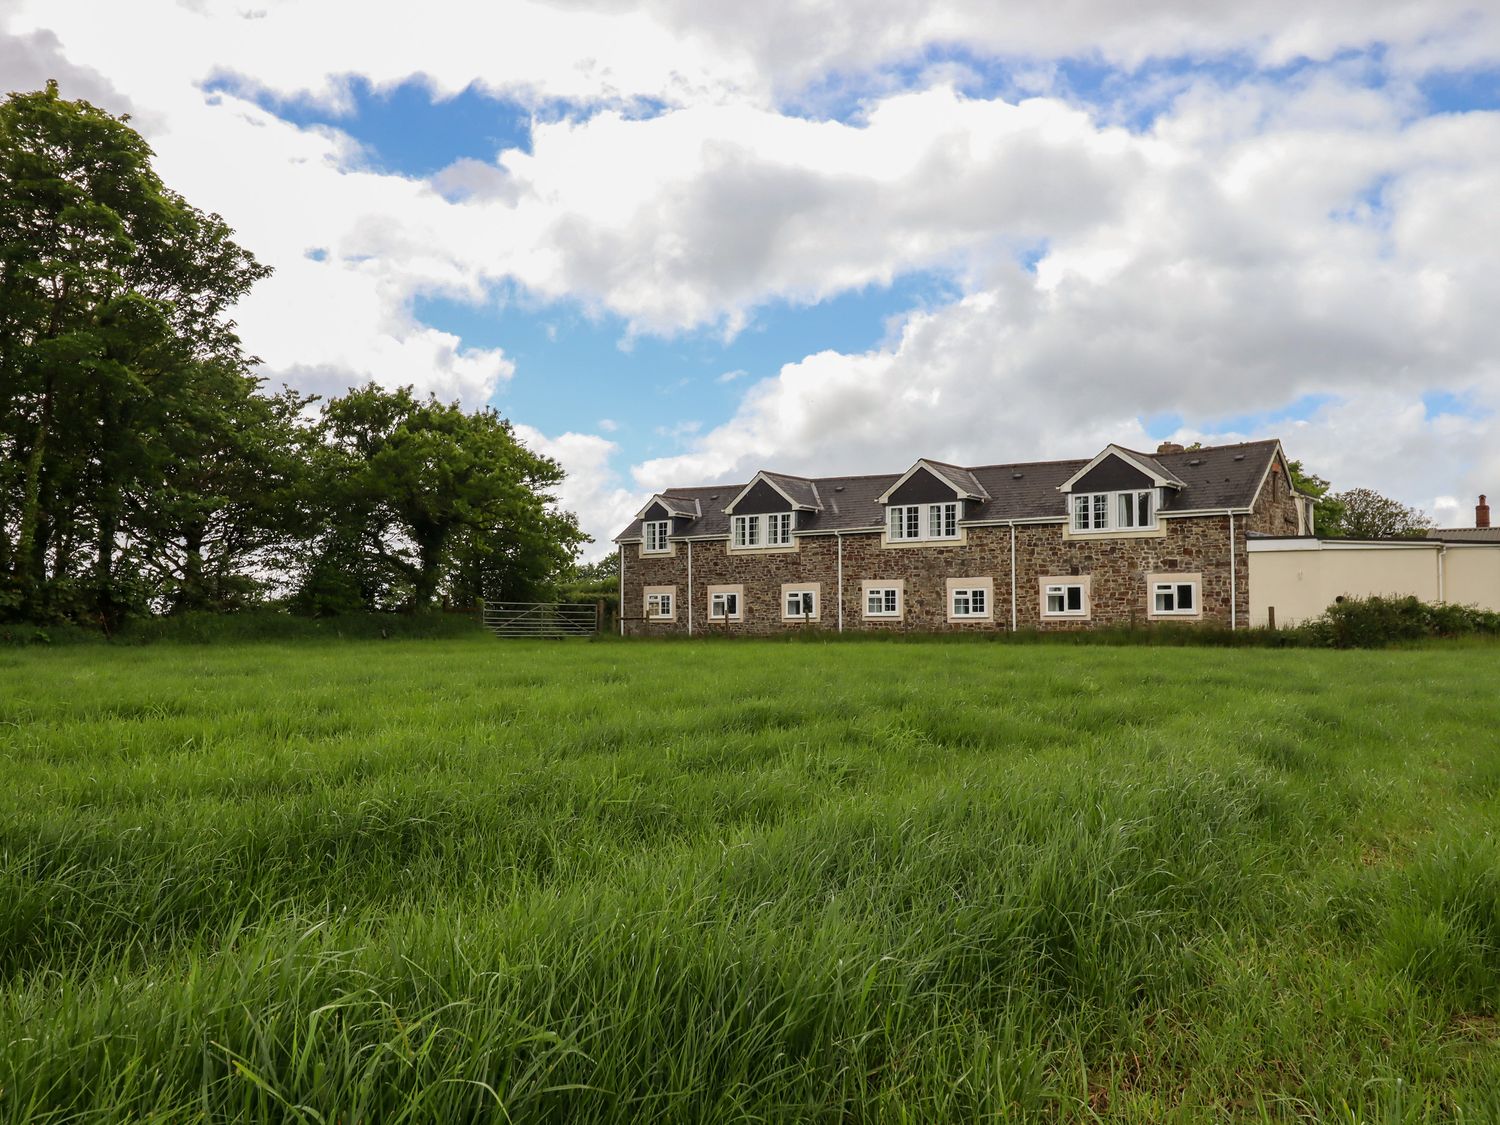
865, 586, 900, 617
1148, 572, 1202, 618
645, 590, 674, 619
951, 587, 987, 617
1040, 576, 1090, 619
707, 584, 745, 622
783, 588, 818, 620
946, 576, 993, 620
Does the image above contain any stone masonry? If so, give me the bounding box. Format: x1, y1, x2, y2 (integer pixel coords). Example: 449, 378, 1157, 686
622, 491, 1269, 636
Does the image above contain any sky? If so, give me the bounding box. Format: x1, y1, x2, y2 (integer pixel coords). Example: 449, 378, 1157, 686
5, 1, 1500, 557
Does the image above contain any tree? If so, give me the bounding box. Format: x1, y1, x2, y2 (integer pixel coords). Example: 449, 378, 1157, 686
0, 82, 272, 626
1286, 459, 1345, 538
1323, 488, 1432, 540
296, 384, 585, 614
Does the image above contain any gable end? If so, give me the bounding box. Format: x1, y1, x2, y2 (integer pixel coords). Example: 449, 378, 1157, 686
888, 466, 965, 505
1072, 456, 1153, 493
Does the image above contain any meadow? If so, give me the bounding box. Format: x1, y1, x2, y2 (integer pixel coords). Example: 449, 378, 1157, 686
2, 634, 1499, 1122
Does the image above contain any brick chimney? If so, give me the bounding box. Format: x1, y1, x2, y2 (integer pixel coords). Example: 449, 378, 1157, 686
1156, 441, 1185, 455
1479, 494, 1491, 529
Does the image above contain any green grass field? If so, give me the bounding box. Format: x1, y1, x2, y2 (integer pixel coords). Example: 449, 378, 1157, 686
3, 635, 1499, 1122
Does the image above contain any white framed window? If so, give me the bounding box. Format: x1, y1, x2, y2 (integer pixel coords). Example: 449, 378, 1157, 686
731, 512, 795, 549
888, 501, 960, 541
1152, 583, 1195, 615
766, 512, 794, 545
780, 583, 820, 622
708, 584, 744, 621
731, 514, 760, 548
951, 586, 987, 617
1041, 580, 1089, 618
865, 586, 900, 617
1148, 573, 1201, 618
645, 590, 674, 620
643, 520, 670, 553
1071, 490, 1156, 533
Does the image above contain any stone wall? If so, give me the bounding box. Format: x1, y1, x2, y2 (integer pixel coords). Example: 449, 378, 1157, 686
1246, 457, 1301, 537
621, 508, 1263, 634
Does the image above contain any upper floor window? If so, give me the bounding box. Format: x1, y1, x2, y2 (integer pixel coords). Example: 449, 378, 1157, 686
1071, 489, 1155, 533
643, 520, 671, 552
732, 512, 795, 548
888, 501, 959, 541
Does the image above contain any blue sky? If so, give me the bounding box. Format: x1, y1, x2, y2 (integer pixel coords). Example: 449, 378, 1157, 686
16, 0, 1500, 547
224, 56, 1497, 489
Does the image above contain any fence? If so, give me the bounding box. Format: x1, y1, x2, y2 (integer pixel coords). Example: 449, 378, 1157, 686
482, 601, 600, 638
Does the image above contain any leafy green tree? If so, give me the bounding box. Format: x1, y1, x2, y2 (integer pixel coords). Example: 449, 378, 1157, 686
1323, 487, 1432, 539
1287, 459, 1345, 538
0, 82, 270, 626
298, 383, 584, 613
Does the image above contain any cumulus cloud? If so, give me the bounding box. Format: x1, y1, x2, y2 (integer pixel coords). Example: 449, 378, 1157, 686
632, 77, 1500, 523
512, 424, 640, 558
7, 0, 1500, 550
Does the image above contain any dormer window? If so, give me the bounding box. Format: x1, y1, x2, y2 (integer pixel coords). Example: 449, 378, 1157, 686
732, 512, 794, 549
643, 520, 671, 553
888, 501, 959, 541
1071, 490, 1155, 533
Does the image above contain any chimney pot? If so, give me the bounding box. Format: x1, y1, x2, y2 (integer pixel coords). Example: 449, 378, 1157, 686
1156, 441, 1185, 455
1479, 494, 1491, 529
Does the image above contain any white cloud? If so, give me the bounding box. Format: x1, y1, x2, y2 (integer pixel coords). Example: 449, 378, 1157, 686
597, 417, 619, 432
7, 0, 1500, 545
511, 424, 639, 560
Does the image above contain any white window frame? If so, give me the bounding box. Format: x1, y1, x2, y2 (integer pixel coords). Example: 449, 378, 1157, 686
707, 584, 744, 622
644, 589, 675, 620
1148, 573, 1202, 619
643, 519, 671, 553
731, 512, 795, 549
887, 501, 960, 542
864, 585, 901, 618
950, 586, 987, 618
783, 589, 816, 620
1070, 489, 1157, 534
766, 511, 794, 546
1041, 580, 1089, 618
731, 514, 760, 549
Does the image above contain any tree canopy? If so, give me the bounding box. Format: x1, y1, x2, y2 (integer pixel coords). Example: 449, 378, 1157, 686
1, 85, 585, 629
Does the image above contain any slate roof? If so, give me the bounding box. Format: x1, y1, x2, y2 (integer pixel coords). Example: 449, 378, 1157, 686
759, 471, 823, 510
651, 495, 700, 518
614, 440, 1283, 542
1428, 527, 1500, 543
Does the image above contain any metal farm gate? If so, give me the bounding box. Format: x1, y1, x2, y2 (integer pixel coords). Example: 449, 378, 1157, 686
482, 601, 601, 638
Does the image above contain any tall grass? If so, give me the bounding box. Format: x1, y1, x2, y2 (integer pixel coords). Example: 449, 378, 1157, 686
2, 638, 1498, 1121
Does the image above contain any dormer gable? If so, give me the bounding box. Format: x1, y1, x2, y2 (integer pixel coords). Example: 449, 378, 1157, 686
1058, 445, 1185, 494
876, 459, 989, 506
634, 494, 700, 522
723, 471, 821, 515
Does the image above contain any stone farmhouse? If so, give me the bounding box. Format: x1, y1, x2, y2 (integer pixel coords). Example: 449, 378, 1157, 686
613, 439, 1313, 634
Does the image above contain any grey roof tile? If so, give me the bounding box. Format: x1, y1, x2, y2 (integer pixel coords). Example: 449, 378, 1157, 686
613, 440, 1281, 542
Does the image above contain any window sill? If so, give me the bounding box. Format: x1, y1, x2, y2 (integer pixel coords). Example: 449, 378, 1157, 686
1061, 525, 1164, 542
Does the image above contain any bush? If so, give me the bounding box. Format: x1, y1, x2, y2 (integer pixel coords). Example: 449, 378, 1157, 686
1298, 595, 1500, 648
